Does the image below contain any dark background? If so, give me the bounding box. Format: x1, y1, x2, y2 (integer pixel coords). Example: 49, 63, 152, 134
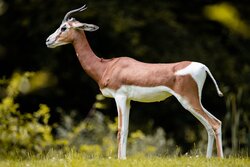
0, 0, 249, 154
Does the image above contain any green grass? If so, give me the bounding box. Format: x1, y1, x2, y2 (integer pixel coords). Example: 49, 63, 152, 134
0, 151, 249, 167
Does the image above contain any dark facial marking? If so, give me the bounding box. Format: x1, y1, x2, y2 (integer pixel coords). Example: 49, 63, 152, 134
61, 25, 67, 32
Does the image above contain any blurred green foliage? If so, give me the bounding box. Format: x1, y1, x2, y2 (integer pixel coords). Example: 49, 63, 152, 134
0, 73, 53, 154
0, 0, 249, 156
55, 109, 174, 157
204, 2, 250, 38
0, 73, 177, 157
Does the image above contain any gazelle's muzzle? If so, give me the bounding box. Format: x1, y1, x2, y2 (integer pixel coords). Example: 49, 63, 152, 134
46, 37, 55, 48
46, 30, 60, 48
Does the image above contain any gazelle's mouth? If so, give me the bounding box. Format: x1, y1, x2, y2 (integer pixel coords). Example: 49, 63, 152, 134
46, 42, 56, 48
46, 38, 70, 48
46, 43, 55, 48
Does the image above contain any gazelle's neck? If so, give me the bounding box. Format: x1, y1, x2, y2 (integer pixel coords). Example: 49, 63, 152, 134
72, 30, 107, 83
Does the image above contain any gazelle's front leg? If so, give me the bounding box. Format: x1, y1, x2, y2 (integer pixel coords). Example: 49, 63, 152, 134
114, 95, 131, 159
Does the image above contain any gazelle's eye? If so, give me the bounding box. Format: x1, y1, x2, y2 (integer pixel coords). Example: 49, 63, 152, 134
61, 26, 67, 32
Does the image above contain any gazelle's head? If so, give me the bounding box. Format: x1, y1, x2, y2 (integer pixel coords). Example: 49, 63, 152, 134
46, 5, 99, 48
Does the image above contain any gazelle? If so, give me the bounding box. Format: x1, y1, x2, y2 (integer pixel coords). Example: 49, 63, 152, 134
46, 5, 224, 159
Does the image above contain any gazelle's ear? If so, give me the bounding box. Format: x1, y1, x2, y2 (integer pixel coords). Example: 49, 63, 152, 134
72, 22, 99, 31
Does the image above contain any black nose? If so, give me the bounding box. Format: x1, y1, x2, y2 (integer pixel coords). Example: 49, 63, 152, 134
46, 38, 49, 42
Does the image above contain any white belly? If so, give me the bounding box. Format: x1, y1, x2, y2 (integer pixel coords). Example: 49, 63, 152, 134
101, 85, 173, 103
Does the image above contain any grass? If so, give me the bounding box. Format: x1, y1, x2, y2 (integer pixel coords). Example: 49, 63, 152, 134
0, 151, 249, 167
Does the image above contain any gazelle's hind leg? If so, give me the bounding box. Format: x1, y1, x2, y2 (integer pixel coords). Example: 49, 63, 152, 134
201, 105, 223, 158
174, 63, 223, 157
176, 94, 223, 158
172, 73, 223, 157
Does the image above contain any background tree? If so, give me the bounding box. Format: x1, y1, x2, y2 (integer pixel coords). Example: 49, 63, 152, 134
0, 0, 249, 155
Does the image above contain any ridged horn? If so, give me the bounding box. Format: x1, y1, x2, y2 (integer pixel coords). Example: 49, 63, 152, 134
63, 5, 87, 22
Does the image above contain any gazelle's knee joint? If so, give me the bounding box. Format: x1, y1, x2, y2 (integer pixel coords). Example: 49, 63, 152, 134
212, 121, 222, 136
207, 127, 215, 136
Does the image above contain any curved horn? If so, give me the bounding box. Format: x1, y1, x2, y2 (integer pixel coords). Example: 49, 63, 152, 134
63, 5, 87, 22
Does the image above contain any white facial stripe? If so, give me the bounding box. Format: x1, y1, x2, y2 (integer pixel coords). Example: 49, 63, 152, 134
46, 22, 71, 48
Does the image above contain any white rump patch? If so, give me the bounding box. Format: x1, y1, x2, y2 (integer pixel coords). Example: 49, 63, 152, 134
175, 62, 207, 98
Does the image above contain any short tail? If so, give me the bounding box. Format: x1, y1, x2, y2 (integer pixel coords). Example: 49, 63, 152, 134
204, 66, 223, 97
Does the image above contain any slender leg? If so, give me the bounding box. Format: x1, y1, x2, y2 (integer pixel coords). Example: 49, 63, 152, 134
206, 128, 215, 157
202, 106, 223, 158
114, 95, 130, 159
175, 94, 223, 158
214, 125, 224, 157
